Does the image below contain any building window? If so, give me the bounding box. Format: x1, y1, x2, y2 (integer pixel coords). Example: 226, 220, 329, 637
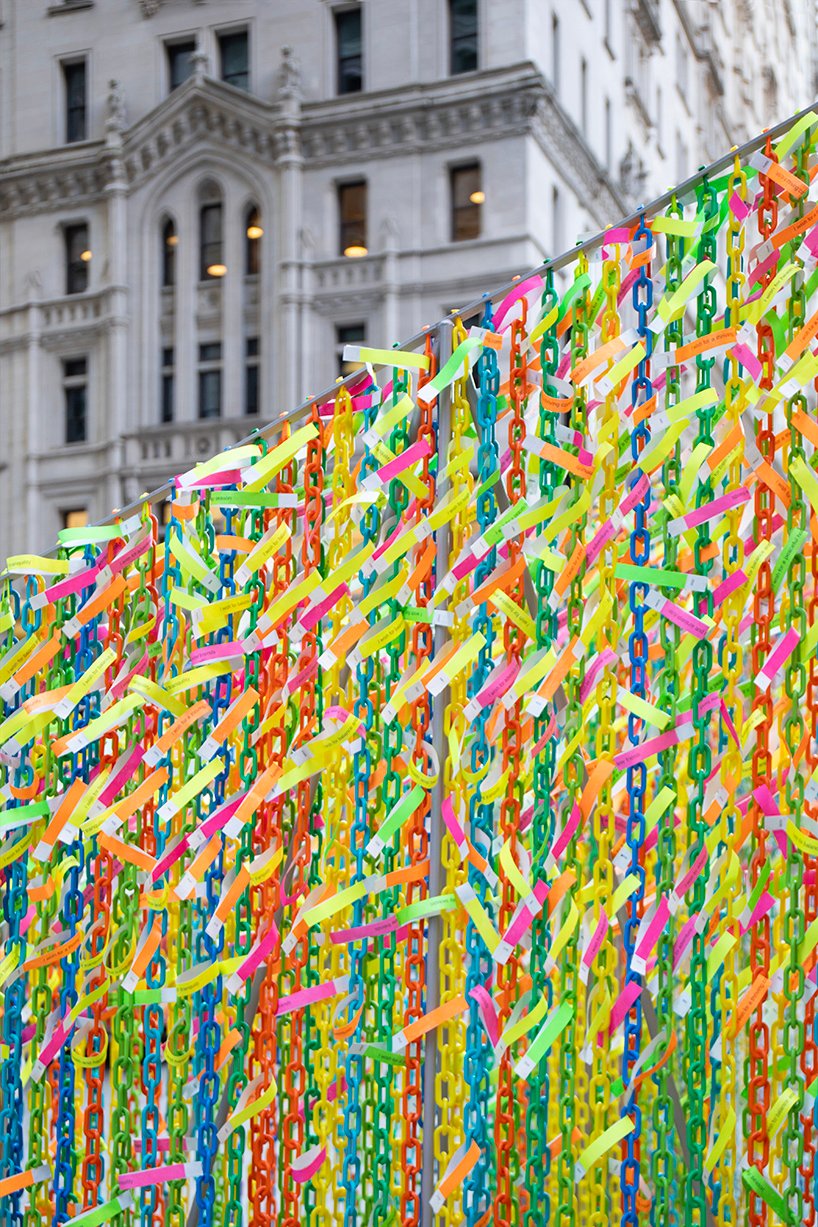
63, 59, 87, 144
676, 34, 688, 96
61, 508, 88, 532
336, 322, 365, 376
552, 184, 562, 255
167, 39, 196, 92
580, 57, 587, 135
65, 223, 90, 295
605, 97, 612, 170
551, 12, 559, 96
157, 500, 172, 544
219, 29, 249, 91
161, 347, 174, 423
162, 218, 177, 288
245, 205, 262, 276
198, 343, 222, 419
335, 8, 362, 95
764, 67, 778, 118
450, 163, 482, 242
338, 180, 367, 257
245, 338, 259, 415
199, 186, 225, 279
63, 357, 88, 444
449, 0, 478, 75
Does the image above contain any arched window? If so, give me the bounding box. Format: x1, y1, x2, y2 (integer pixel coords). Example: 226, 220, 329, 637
198, 180, 225, 280
245, 204, 262, 276
161, 217, 177, 288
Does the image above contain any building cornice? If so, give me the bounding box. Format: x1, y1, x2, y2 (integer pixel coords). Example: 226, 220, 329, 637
299, 64, 541, 165
529, 82, 626, 225
120, 76, 285, 191
0, 62, 623, 228
0, 77, 285, 219
0, 143, 108, 219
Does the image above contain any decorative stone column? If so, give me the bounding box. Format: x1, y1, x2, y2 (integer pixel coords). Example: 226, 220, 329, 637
273, 47, 304, 410
222, 182, 243, 420
24, 275, 43, 550
103, 81, 130, 514
381, 215, 400, 347
176, 165, 198, 426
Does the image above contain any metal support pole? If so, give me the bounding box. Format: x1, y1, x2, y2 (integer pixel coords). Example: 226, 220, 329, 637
420, 318, 454, 1227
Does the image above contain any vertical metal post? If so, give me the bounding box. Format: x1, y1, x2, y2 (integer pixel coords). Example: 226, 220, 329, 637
420, 318, 454, 1226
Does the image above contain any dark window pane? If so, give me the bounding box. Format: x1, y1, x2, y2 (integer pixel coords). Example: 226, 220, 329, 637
64, 355, 88, 444
336, 323, 365, 345
219, 30, 249, 90
336, 322, 365, 375
162, 219, 177, 288
245, 206, 261, 275
245, 365, 259, 416
450, 0, 478, 75
168, 40, 196, 92
338, 181, 367, 255
65, 223, 89, 294
450, 164, 482, 241
335, 9, 362, 94
200, 203, 223, 278
199, 343, 222, 362
198, 369, 222, 419
161, 348, 174, 423
161, 374, 174, 423
65, 385, 87, 443
63, 60, 87, 143
245, 336, 259, 414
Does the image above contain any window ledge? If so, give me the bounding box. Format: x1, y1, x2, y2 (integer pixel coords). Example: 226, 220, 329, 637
48, 0, 94, 14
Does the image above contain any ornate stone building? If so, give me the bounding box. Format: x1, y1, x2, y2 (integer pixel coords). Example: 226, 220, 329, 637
0, 0, 813, 554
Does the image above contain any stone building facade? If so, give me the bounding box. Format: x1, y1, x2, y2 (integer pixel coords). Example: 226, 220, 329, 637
0, 0, 813, 554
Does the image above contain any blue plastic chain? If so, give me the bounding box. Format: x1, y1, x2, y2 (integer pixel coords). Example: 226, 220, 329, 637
621, 213, 653, 1227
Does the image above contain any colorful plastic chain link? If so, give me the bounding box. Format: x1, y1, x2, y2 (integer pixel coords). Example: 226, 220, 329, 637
6, 107, 818, 1227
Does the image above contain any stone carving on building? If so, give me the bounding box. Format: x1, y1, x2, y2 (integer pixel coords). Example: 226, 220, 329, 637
619, 140, 648, 204
277, 46, 302, 102
24, 269, 43, 300
191, 48, 209, 83
106, 80, 127, 134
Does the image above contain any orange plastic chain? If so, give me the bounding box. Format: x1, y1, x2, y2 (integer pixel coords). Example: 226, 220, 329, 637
400, 335, 436, 1227
281, 407, 324, 1226
493, 306, 527, 1227
747, 135, 778, 1227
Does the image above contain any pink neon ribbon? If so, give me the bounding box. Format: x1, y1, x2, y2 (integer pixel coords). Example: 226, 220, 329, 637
493, 274, 544, 331
119, 1163, 191, 1190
